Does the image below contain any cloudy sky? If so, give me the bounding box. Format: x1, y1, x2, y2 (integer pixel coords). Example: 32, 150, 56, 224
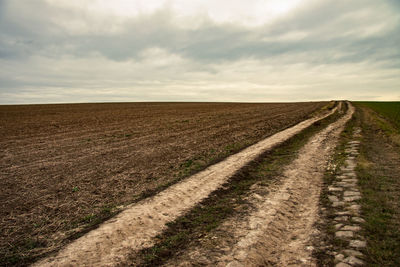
0, 0, 399, 104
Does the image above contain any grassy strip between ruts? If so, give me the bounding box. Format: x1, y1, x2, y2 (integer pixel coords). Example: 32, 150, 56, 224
354, 104, 400, 266
127, 103, 345, 266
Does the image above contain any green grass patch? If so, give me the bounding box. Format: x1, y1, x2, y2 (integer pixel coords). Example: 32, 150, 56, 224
356, 102, 400, 131
355, 106, 400, 266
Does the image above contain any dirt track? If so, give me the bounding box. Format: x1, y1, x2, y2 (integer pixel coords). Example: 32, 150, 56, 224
33, 105, 337, 266
164, 102, 354, 266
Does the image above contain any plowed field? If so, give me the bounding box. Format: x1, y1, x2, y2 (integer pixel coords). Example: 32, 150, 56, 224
0, 102, 326, 265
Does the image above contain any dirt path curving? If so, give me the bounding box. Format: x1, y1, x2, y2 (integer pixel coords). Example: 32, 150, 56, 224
163, 102, 354, 267
33, 106, 338, 267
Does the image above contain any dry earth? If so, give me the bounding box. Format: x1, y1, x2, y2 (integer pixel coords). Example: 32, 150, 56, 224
0, 102, 327, 264
33, 104, 337, 266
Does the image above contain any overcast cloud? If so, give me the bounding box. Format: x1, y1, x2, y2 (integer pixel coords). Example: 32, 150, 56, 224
0, 0, 399, 104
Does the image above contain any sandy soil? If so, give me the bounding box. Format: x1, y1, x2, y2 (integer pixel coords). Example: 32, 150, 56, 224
32, 105, 337, 266
164, 102, 353, 267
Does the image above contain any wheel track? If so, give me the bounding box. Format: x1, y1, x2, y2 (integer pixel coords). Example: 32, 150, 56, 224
33, 105, 338, 267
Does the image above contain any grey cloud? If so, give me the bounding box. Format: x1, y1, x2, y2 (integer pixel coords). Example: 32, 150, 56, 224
1, 0, 399, 67
0, 0, 399, 104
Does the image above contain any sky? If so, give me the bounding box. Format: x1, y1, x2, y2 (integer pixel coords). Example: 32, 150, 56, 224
0, 0, 399, 104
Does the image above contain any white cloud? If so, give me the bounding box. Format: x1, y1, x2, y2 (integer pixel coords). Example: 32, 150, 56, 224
44, 0, 304, 26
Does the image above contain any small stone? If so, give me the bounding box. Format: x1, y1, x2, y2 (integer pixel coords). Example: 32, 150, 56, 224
335, 253, 345, 262
342, 179, 358, 184
350, 240, 367, 248
343, 249, 363, 257
344, 196, 361, 202
335, 263, 351, 267
342, 225, 361, 231
329, 186, 343, 192
329, 195, 339, 202
332, 201, 345, 207
347, 205, 361, 214
343, 256, 364, 265
336, 182, 356, 188
306, 245, 314, 251
334, 216, 349, 222
344, 190, 360, 197
335, 223, 344, 230
337, 174, 348, 179
352, 217, 365, 223
335, 231, 354, 238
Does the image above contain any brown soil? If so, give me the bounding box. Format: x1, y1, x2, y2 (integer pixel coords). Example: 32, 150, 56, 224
0, 102, 326, 265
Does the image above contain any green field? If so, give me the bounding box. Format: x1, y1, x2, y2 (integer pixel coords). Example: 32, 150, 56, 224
353, 102, 400, 266
357, 102, 400, 131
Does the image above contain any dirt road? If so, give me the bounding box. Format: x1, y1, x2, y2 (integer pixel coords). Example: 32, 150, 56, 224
164, 103, 354, 266
33, 105, 337, 266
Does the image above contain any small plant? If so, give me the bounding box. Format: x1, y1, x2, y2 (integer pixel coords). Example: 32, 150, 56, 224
82, 214, 96, 223
72, 186, 79, 192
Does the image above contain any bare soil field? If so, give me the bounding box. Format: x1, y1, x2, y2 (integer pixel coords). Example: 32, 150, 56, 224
0, 102, 326, 265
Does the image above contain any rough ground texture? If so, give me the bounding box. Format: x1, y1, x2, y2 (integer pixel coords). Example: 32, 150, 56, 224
0, 102, 326, 264
162, 103, 353, 266
32, 104, 336, 267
